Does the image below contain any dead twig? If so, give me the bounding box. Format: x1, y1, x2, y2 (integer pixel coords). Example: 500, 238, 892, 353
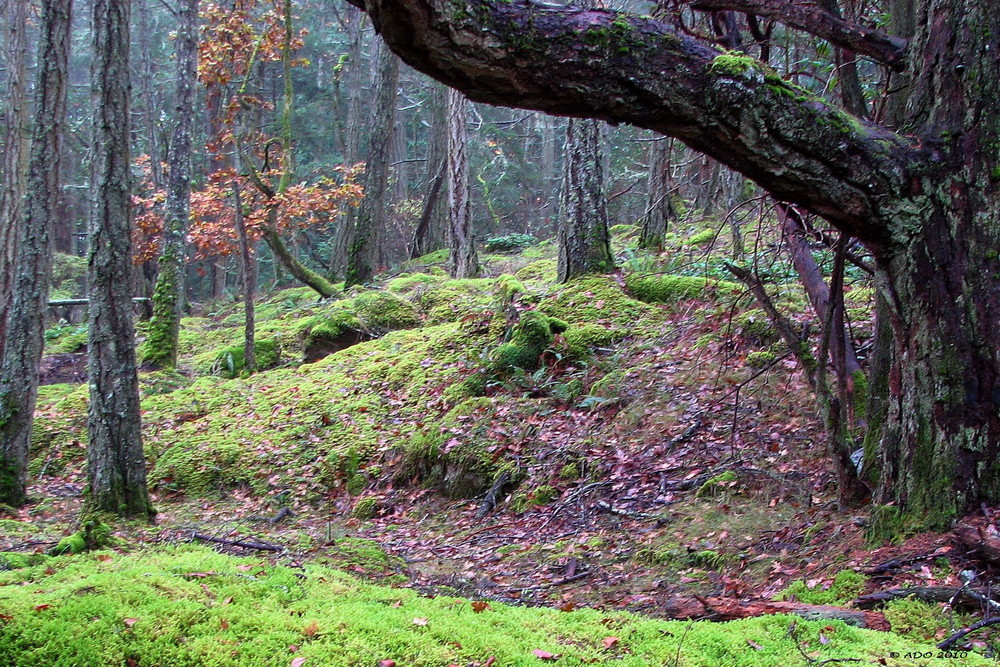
937, 616, 1000, 650
191, 532, 283, 552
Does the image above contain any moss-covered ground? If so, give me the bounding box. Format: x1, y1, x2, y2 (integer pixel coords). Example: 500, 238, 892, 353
16, 236, 997, 662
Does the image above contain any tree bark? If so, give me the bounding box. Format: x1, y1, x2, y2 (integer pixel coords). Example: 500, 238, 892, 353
557, 118, 613, 282
0, 0, 31, 358
0, 0, 72, 506
410, 82, 449, 258
639, 136, 675, 252
233, 182, 256, 373
86, 0, 154, 519
345, 42, 399, 287
143, 0, 197, 369
446, 88, 480, 278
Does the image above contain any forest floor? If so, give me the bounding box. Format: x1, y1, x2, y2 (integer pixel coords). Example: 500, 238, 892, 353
7, 239, 1000, 661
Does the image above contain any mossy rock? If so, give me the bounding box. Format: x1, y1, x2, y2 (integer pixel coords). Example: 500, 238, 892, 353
734, 308, 777, 346
385, 273, 444, 295
686, 228, 717, 246
609, 223, 639, 237
778, 570, 867, 606
490, 311, 564, 373
562, 323, 627, 358
212, 339, 280, 378
404, 397, 521, 498
297, 310, 369, 363
514, 259, 558, 284
746, 350, 777, 368
625, 273, 740, 304
540, 275, 663, 330
47, 519, 113, 556
695, 470, 738, 498
351, 497, 378, 520
351, 291, 420, 331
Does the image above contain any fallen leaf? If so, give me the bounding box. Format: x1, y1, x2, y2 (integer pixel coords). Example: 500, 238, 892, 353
747, 640, 764, 650
484, 656, 496, 667
220, 617, 229, 630
532, 649, 558, 660
378, 660, 396, 667
412, 617, 429, 626
290, 658, 306, 667
123, 618, 139, 627
33, 604, 51, 612
558, 601, 576, 612
819, 632, 830, 645
303, 621, 319, 637
471, 601, 490, 613
96, 554, 112, 562
602, 636, 619, 649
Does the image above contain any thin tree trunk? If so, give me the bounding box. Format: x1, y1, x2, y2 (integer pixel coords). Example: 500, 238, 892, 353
557, 118, 613, 282
0, 0, 72, 506
0, 0, 31, 358
345, 42, 399, 287
86, 0, 154, 519
410, 82, 448, 258
233, 181, 256, 373
143, 0, 197, 369
446, 88, 480, 278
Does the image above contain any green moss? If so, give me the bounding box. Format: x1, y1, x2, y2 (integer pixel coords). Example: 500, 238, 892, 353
735, 309, 777, 345
626, 273, 741, 305
609, 223, 639, 237
212, 339, 280, 378
687, 228, 716, 246
708, 53, 760, 77
777, 570, 867, 606
514, 259, 558, 284
562, 323, 627, 358
483, 233, 538, 253
351, 497, 377, 520
695, 470, 738, 498
0, 551, 49, 570
48, 519, 113, 556
385, 273, 443, 294
49, 253, 87, 300
745, 351, 777, 368
351, 291, 420, 330
884, 596, 972, 642
490, 310, 562, 373
541, 275, 663, 330
0, 545, 989, 665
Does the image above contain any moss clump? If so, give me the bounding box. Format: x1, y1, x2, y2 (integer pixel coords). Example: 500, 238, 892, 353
514, 259, 558, 284
44, 324, 88, 354
385, 273, 443, 294
686, 228, 716, 246
351, 497, 377, 520
609, 223, 639, 237
297, 310, 367, 362
0, 552, 49, 570
562, 323, 626, 358
777, 570, 867, 606
695, 470, 738, 498
483, 233, 538, 253
626, 274, 741, 304
735, 309, 777, 345
746, 351, 777, 368
351, 291, 420, 331
708, 53, 760, 77
491, 311, 564, 373
212, 339, 279, 378
541, 276, 662, 330
48, 519, 113, 556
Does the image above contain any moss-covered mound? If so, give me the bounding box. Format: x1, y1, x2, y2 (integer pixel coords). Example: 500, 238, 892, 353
0, 546, 980, 666
625, 273, 741, 305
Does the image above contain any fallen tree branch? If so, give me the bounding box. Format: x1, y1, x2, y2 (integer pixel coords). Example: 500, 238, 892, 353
191, 532, 283, 552
937, 616, 1000, 650
955, 524, 1000, 565
685, 597, 890, 630
854, 586, 1000, 614
507, 570, 591, 593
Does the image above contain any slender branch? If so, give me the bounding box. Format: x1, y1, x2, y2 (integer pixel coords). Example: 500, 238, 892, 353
688, 0, 908, 69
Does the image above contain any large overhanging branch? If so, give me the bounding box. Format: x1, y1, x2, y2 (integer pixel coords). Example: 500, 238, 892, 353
688, 0, 908, 70
349, 0, 927, 248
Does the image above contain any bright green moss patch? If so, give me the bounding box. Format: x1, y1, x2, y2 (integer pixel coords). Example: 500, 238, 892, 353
513, 259, 557, 284
777, 570, 867, 606
0, 546, 985, 666
625, 273, 741, 305
351, 291, 420, 330
687, 228, 717, 246
540, 276, 663, 329
562, 323, 627, 358
212, 339, 280, 378
491, 310, 565, 373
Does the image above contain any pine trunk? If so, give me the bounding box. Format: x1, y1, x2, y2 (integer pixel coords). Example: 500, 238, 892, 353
0, 0, 72, 506
557, 118, 613, 282
446, 88, 480, 278
345, 43, 399, 287
639, 136, 675, 251
87, 0, 153, 519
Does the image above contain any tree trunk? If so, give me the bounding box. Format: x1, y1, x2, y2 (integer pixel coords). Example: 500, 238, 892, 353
345, 42, 399, 287
639, 136, 675, 251
446, 88, 480, 278
557, 118, 613, 282
86, 0, 154, 519
0, 0, 72, 506
233, 182, 256, 373
0, 0, 30, 358
410, 82, 448, 258
143, 0, 197, 369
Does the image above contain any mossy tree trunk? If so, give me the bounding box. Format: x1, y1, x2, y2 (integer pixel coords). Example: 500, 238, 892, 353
142, 0, 197, 369
348, 0, 1000, 530
411, 82, 449, 259
446, 87, 480, 278
345, 42, 399, 287
0, 0, 72, 506
639, 136, 676, 252
86, 0, 154, 519
0, 0, 30, 357
557, 118, 613, 282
